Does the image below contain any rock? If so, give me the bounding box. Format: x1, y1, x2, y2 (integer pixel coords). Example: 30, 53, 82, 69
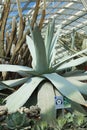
0, 105, 8, 116
0, 105, 8, 122
18, 105, 41, 119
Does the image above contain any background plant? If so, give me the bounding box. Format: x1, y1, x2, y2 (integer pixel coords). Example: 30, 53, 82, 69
0, 111, 35, 130
0, 111, 87, 130
0, 0, 45, 81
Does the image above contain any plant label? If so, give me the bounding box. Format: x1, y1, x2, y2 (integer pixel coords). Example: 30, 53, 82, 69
54, 96, 71, 109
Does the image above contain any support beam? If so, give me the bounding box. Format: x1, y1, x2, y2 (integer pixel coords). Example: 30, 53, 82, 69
81, 0, 87, 11
62, 12, 87, 29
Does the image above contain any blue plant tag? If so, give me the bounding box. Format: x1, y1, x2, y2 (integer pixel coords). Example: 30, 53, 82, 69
54, 96, 71, 109
54, 96, 64, 109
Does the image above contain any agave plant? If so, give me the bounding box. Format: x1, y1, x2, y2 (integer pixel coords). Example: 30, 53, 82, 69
0, 19, 87, 120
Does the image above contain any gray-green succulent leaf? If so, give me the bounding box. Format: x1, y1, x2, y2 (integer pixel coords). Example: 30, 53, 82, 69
43, 73, 87, 106
44, 19, 55, 66
56, 56, 87, 71
49, 24, 62, 66
2, 77, 29, 88
0, 64, 35, 74
5, 77, 44, 113
27, 20, 48, 74
70, 101, 87, 115
26, 35, 36, 69
0, 82, 14, 91
53, 48, 87, 70
63, 70, 85, 77
66, 73, 87, 81
66, 77, 87, 95
26, 19, 62, 72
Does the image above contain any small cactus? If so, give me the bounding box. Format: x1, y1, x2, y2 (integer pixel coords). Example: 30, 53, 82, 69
6, 111, 26, 129
5, 106, 40, 129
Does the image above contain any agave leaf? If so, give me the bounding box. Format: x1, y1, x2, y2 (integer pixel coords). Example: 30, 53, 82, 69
49, 47, 57, 68
28, 20, 34, 40
45, 19, 55, 65
0, 64, 35, 74
26, 35, 36, 69
2, 77, 28, 88
71, 101, 86, 115
50, 25, 62, 55
53, 48, 87, 70
0, 82, 14, 91
43, 73, 87, 106
38, 82, 56, 121
18, 71, 31, 77
67, 74, 87, 81
63, 70, 85, 77
32, 26, 48, 73
66, 77, 87, 95
49, 24, 62, 66
56, 56, 87, 71
5, 77, 44, 113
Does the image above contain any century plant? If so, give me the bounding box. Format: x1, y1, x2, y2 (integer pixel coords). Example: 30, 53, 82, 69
0, 19, 87, 119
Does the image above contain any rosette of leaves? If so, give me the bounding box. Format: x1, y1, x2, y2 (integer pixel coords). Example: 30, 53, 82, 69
0, 19, 87, 120
6, 111, 28, 129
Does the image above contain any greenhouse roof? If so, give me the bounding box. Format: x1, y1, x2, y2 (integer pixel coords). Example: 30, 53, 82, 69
1, 0, 87, 36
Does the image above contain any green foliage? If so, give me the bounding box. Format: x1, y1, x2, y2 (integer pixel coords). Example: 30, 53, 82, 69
6, 111, 35, 130
30, 112, 87, 130
56, 117, 67, 130
32, 122, 54, 130
73, 114, 84, 127
6, 112, 26, 129
0, 98, 3, 105
0, 111, 35, 130
0, 126, 5, 130
0, 111, 87, 130
54, 112, 86, 130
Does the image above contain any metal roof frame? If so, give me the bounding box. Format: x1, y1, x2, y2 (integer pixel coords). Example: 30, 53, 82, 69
1, 0, 87, 36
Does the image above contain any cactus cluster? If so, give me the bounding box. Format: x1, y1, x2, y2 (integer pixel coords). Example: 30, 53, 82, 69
0, 105, 40, 130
